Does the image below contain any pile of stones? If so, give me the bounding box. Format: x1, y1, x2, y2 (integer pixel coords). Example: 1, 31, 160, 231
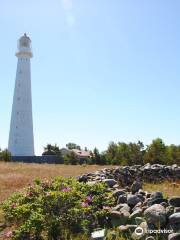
78, 164, 180, 240
78, 163, 180, 186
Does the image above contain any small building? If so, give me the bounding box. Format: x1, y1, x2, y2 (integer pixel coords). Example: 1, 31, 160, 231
71, 149, 91, 158
59, 148, 91, 164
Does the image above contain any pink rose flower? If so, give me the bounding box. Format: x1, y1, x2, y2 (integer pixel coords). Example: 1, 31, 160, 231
86, 195, 93, 203
5, 230, 13, 238
62, 187, 72, 192
11, 203, 16, 209
81, 202, 89, 207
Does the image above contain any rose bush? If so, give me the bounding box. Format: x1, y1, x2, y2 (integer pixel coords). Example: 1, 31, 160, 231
2, 177, 115, 239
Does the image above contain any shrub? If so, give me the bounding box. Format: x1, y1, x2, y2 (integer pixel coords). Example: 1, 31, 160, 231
0, 149, 11, 162
2, 177, 115, 239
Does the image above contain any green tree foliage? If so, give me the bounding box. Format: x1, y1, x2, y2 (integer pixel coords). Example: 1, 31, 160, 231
64, 151, 79, 165
2, 136, 179, 165
143, 138, 167, 164
91, 147, 102, 165
104, 141, 144, 165
166, 144, 180, 165
58, 139, 180, 165
66, 143, 81, 150
0, 148, 11, 162
44, 144, 63, 163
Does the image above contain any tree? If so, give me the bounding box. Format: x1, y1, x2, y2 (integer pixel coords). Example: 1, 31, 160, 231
104, 141, 145, 165
44, 144, 61, 153
43, 144, 63, 163
66, 143, 81, 150
126, 141, 144, 165
64, 151, 79, 165
0, 149, 11, 162
166, 144, 180, 165
143, 138, 167, 164
92, 147, 102, 165
105, 142, 118, 164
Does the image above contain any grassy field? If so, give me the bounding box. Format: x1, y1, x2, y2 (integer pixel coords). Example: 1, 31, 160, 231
0, 162, 179, 203
0, 162, 179, 240
0, 162, 111, 202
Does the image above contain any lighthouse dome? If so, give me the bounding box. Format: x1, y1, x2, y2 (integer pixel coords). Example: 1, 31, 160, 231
19, 33, 31, 48
16, 33, 33, 58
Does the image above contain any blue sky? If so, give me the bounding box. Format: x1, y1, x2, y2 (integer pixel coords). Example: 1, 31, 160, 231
0, 0, 180, 155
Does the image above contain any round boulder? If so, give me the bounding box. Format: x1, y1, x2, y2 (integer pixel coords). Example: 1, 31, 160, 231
110, 210, 130, 227
168, 233, 180, 240
169, 212, 180, 225
144, 204, 166, 227
131, 181, 142, 194
169, 197, 180, 208
127, 194, 142, 207
102, 179, 117, 188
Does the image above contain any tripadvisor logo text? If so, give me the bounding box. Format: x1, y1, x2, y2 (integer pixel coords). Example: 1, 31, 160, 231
135, 227, 173, 236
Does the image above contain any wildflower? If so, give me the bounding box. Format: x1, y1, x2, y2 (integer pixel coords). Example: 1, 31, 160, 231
46, 192, 51, 197
86, 195, 93, 203
62, 187, 72, 192
81, 202, 89, 207
11, 203, 16, 209
5, 231, 13, 238
27, 191, 33, 197
42, 181, 50, 189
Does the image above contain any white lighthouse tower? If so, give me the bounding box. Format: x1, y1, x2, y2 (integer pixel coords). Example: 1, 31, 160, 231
8, 33, 35, 156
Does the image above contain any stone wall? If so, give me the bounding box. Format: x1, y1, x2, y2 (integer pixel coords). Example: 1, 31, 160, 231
78, 163, 180, 185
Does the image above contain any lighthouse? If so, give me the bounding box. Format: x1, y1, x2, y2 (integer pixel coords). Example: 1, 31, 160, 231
8, 34, 35, 156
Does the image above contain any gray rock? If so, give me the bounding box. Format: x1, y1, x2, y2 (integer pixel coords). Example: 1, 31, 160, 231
135, 217, 145, 225
168, 233, 180, 240
127, 194, 142, 207
131, 181, 142, 194
110, 210, 130, 227
102, 179, 117, 188
166, 206, 175, 217
136, 193, 145, 202
118, 224, 138, 233
145, 237, 155, 240
169, 212, 180, 225
112, 203, 130, 212
113, 189, 126, 198
144, 204, 166, 227
138, 189, 146, 196
169, 197, 180, 207
129, 209, 143, 221
160, 202, 169, 208
132, 202, 142, 212
148, 197, 168, 206
117, 194, 127, 204
174, 207, 180, 213
151, 191, 163, 199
